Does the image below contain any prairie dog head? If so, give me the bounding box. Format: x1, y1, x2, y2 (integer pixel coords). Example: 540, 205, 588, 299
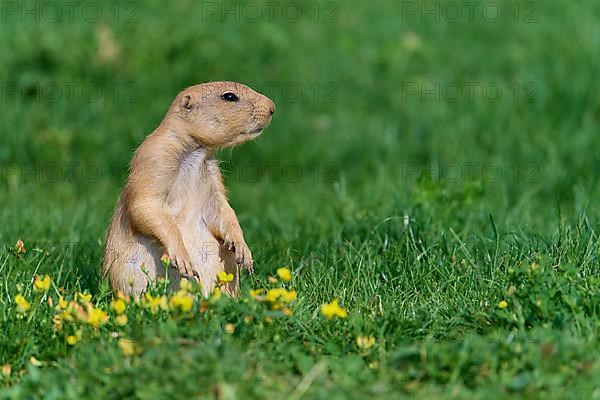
167, 81, 276, 148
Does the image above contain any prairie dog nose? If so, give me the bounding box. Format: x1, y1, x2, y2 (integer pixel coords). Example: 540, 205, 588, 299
267, 99, 276, 116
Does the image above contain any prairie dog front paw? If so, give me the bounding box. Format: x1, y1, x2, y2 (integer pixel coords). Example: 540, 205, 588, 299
166, 247, 198, 280
224, 236, 254, 272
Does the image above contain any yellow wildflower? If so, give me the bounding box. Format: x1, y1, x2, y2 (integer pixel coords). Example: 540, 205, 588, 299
78, 292, 92, 303
56, 296, 68, 310
142, 292, 153, 304
225, 323, 235, 334
276, 267, 292, 282
179, 278, 192, 292
52, 315, 63, 331
160, 253, 171, 268
67, 335, 79, 346
250, 288, 296, 310
111, 299, 127, 315
356, 336, 376, 350
58, 311, 72, 324
280, 290, 297, 303
262, 288, 297, 303
115, 315, 128, 326
321, 299, 348, 319
116, 290, 130, 303
249, 288, 264, 299
15, 239, 26, 254
33, 275, 52, 292
15, 295, 30, 313
67, 301, 86, 322
217, 271, 234, 284
170, 290, 194, 312
264, 288, 286, 303
143, 293, 168, 314
498, 300, 508, 309
260, 288, 297, 310
1, 364, 11, 377
118, 339, 139, 357
210, 287, 222, 303
86, 306, 109, 327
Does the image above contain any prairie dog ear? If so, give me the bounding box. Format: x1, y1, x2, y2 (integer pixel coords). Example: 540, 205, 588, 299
181, 94, 194, 112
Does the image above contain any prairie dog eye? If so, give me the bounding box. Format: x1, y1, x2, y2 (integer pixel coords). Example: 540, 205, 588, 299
221, 92, 239, 102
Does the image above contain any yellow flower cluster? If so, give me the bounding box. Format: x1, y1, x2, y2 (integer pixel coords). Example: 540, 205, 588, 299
250, 287, 297, 310
78, 293, 92, 303
13, 270, 320, 357
142, 293, 168, 314
111, 298, 127, 314
356, 335, 376, 349
67, 334, 80, 346
217, 271, 234, 284
118, 338, 141, 357
15, 295, 30, 313
320, 299, 348, 319
276, 267, 292, 282
170, 290, 194, 312
264, 288, 297, 303
160, 253, 172, 268
13, 275, 52, 314
140, 280, 198, 314
247, 267, 297, 313
110, 298, 128, 325
53, 292, 109, 328
33, 275, 52, 292
179, 278, 193, 292
86, 307, 109, 328
210, 287, 222, 303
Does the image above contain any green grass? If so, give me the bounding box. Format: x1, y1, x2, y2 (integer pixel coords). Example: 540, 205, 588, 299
1, 0, 599, 398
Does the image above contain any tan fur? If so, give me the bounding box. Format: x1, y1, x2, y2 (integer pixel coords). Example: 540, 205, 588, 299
102, 82, 275, 297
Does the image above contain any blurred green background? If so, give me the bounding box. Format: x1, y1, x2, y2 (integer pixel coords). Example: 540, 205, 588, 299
1, 0, 599, 397
2, 0, 598, 247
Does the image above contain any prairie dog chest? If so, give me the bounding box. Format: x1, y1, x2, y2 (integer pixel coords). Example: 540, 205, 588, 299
167, 148, 218, 217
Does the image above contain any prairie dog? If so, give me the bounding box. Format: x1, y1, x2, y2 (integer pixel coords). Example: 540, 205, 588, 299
102, 82, 275, 297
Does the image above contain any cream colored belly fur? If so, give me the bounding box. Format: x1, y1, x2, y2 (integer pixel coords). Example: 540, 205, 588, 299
106, 149, 238, 297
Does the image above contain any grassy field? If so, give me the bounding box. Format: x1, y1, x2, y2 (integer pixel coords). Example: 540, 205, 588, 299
1, 0, 599, 398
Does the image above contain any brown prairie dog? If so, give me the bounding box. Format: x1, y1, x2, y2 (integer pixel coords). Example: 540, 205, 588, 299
102, 82, 275, 297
